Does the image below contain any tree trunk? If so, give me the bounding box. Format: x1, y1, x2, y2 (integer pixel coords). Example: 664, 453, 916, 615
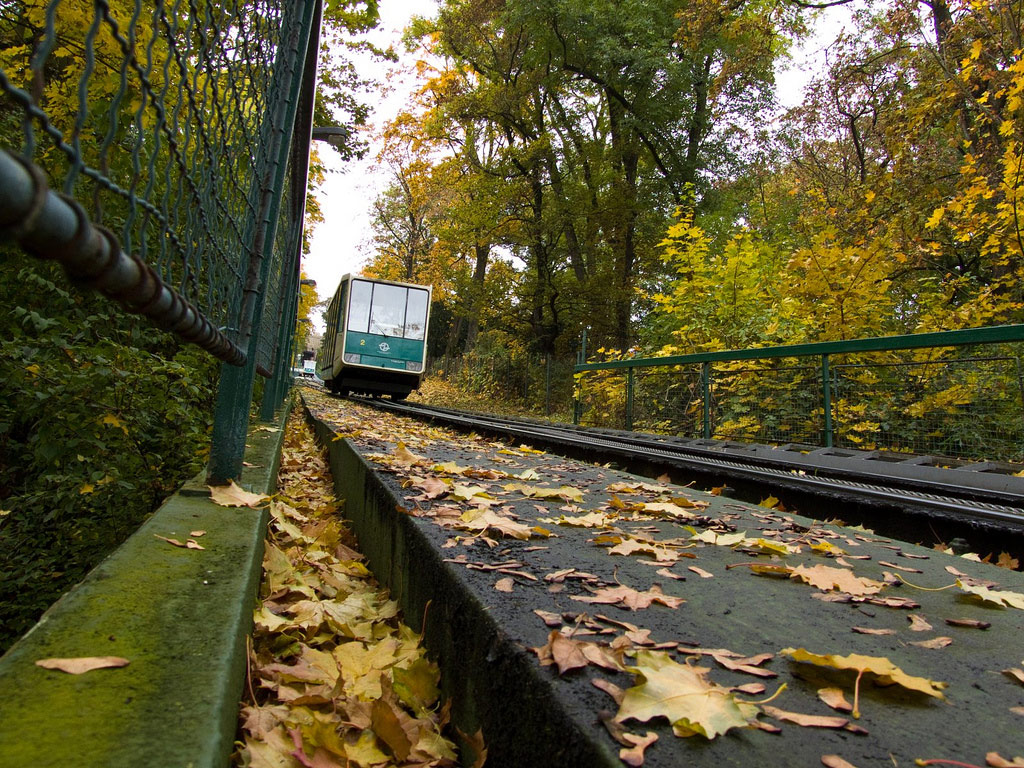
463, 240, 490, 353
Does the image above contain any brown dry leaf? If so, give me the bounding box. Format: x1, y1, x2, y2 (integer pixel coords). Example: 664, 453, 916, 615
208, 480, 269, 508
1011, 706, 1024, 716
733, 682, 766, 695
712, 654, 777, 679
35, 656, 130, 674
1002, 668, 1024, 686
190, 530, 206, 537
821, 755, 859, 768
534, 609, 562, 627
545, 631, 589, 674
688, 566, 714, 579
910, 636, 952, 649
640, 501, 699, 520
572, 583, 685, 611
608, 537, 680, 563
878, 560, 922, 573
907, 614, 933, 632
945, 618, 991, 630
577, 642, 624, 670
411, 475, 449, 499
593, 677, 626, 704
459, 727, 487, 768
370, 696, 413, 762
502, 481, 584, 503
657, 567, 684, 580
790, 564, 884, 595
532, 630, 619, 675
393, 441, 428, 468
619, 731, 658, 767
494, 577, 514, 593
852, 627, 894, 636
154, 534, 187, 548
996, 552, 1020, 570
599, 710, 634, 746
987, 754, 1024, 767
185, 539, 206, 550
762, 705, 849, 729
449, 508, 535, 540
818, 687, 853, 713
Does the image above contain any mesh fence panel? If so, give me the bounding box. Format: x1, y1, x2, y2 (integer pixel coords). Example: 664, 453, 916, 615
711, 360, 823, 445
0, 0, 305, 361
632, 365, 703, 436
576, 342, 1024, 462
431, 351, 577, 418
831, 346, 1024, 461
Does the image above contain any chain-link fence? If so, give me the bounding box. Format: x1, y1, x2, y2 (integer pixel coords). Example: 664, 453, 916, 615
576, 328, 1024, 462
0, 0, 321, 480
431, 351, 578, 419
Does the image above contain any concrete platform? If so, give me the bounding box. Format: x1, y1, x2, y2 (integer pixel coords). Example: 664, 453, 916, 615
304, 391, 1024, 768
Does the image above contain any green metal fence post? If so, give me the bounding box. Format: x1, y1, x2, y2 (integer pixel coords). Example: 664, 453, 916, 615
701, 361, 711, 439
545, 356, 552, 416
207, 1, 322, 484
822, 353, 833, 448
573, 329, 588, 425
260, 251, 300, 421
625, 366, 635, 431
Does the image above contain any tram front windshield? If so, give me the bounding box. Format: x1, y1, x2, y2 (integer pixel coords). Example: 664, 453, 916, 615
348, 280, 429, 340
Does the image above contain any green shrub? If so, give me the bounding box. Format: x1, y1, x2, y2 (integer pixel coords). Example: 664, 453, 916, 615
0, 253, 217, 651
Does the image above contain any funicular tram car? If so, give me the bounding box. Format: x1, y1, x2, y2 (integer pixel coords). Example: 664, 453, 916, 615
316, 275, 431, 400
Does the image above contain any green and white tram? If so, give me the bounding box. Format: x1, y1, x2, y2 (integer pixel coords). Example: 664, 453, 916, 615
316, 275, 431, 400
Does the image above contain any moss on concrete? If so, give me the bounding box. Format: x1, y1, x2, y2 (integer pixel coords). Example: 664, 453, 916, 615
0, 402, 290, 768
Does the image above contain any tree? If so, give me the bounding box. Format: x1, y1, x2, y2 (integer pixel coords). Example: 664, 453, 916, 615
390, 0, 802, 354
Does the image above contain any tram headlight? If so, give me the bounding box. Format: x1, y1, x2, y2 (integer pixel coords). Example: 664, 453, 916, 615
343, 353, 360, 364
406, 361, 422, 372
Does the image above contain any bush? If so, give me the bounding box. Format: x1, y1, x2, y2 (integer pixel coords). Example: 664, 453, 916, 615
0, 253, 218, 651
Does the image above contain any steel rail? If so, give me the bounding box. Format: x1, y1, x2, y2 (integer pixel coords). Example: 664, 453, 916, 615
351, 397, 1024, 528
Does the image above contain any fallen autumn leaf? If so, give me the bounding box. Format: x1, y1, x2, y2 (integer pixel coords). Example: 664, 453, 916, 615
35, 656, 130, 674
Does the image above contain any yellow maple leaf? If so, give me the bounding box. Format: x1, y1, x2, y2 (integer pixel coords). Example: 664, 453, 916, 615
393, 441, 427, 467
99, 413, 129, 435
781, 647, 946, 717
956, 579, 1024, 610
925, 207, 946, 229
208, 480, 269, 508
616, 650, 759, 738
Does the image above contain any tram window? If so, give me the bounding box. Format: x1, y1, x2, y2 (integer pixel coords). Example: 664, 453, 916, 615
348, 279, 373, 333
336, 283, 348, 330
368, 282, 407, 337
405, 288, 429, 340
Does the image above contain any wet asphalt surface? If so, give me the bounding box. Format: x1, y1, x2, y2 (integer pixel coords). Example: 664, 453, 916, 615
305, 391, 1024, 767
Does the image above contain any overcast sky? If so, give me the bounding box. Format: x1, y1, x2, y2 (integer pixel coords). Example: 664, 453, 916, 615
304, 1, 852, 326
305, 0, 440, 315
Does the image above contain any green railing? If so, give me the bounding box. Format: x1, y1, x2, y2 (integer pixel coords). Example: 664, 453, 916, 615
574, 325, 1024, 462
0, 0, 322, 482
431, 350, 578, 418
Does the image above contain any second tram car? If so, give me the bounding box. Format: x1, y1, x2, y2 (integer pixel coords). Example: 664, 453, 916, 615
316, 275, 431, 399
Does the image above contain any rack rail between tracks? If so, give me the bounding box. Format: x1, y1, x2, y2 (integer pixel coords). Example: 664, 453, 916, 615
354, 397, 1024, 532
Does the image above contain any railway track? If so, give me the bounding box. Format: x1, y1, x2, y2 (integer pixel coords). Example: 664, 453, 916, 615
350, 396, 1024, 532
